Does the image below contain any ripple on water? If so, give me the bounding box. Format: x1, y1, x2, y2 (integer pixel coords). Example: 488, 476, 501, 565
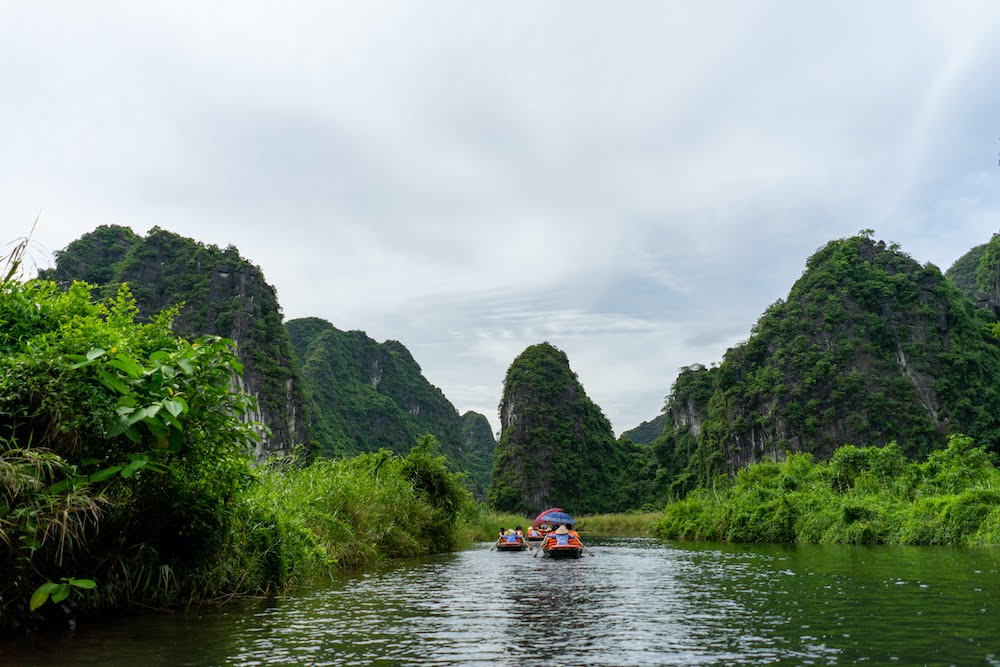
1, 538, 998, 666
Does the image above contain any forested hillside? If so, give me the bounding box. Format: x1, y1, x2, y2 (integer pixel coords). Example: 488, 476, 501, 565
647, 232, 1000, 497
287, 317, 494, 494
620, 412, 670, 445
489, 342, 635, 514
39, 226, 307, 458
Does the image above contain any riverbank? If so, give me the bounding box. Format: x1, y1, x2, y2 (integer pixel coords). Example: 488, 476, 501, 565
576, 512, 661, 535
0, 258, 493, 634
655, 436, 1000, 545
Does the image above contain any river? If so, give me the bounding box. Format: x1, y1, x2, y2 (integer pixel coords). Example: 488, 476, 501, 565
2, 537, 998, 666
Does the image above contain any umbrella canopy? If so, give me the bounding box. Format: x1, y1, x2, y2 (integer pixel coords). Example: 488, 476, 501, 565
532, 508, 576, 527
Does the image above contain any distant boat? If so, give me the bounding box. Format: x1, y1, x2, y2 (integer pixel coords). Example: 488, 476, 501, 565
495, 534, 528, 551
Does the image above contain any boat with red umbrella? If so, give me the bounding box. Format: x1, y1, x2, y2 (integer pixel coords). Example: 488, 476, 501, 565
538, 525, 585, 559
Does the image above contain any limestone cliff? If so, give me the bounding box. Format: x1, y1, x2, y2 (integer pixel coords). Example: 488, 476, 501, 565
946, 233, 1000, 318
287, 317, 493, 493
489, 342, 628, 515
651, 233, 1000, 495
459, 411, 497, 497
40, 225, 308, 459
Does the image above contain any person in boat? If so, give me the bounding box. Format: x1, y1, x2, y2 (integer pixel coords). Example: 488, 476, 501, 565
526, 526, 542, 540
515, 525, 524, 537
499, 528, 522, 547
542, 524, 583, 549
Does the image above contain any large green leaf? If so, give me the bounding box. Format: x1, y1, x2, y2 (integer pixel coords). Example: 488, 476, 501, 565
51, 585, 71, 604
127, 407, 148, 425
29, 587, 50, 612
163, 398, 184, 418
109, 354, 144, 378
98, 370, 130, 395
89, 465, 123, 483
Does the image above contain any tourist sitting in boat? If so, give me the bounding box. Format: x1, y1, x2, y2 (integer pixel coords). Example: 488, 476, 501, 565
543, 525, 582, 548
515, 525, 524, 537
526, 526, 543, 541
496, 528, 527, 551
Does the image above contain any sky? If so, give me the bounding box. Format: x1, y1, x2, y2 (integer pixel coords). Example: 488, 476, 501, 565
3, 2, 1000, 437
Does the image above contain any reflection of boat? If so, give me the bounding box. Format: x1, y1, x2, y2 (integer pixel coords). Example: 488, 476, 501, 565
496, 535, 528, 551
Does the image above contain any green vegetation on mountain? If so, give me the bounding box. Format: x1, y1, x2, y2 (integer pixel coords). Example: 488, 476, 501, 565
657, 434, 1000, 545
39, 226, 307, 457
620, 411, 670, 445
648, 232, 1000, 498
287, 317, 493, 494
489, 342, 632, 514
945, 241, 987, 299
459, 411, 498, 498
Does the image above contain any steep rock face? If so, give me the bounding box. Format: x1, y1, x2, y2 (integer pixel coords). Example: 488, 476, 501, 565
40, 225, 308, 459
490, 342, 626, 515
652, 234, 1000, 495
459, 411, 497, 497
288, 317, 492, 493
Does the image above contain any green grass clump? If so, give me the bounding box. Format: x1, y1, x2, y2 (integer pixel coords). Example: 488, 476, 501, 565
656, 435, 1000, 546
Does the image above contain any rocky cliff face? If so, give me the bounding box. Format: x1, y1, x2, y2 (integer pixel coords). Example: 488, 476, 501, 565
459, 411, 497, 498
490, 342, 627, 515
651, 233, 1000, 494
41, 225, 308, 459
287, 317, 493, 493
944, 234, 1000, 317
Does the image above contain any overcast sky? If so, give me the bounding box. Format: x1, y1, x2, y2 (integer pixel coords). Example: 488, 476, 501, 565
4, 2, 1000, 436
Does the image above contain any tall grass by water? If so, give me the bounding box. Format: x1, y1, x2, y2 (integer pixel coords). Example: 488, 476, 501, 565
656, 434, 1000, 545
576, 512, 661, 534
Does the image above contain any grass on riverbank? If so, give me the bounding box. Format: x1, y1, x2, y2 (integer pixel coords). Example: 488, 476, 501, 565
576, 512, 661, 535
656, 434, 1000, 545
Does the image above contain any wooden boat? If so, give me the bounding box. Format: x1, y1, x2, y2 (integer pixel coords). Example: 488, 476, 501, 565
541, 543, 583, 559
495, 535, 528, 551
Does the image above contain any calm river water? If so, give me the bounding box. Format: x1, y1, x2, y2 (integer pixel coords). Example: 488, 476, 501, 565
2, 537, 999, 666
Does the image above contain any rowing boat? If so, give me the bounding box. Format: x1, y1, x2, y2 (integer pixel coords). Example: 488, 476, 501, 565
541, 544, 583, 559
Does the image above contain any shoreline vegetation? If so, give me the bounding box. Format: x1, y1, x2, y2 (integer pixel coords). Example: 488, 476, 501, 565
0, 238, 496, 634
655, 434, 1000, 545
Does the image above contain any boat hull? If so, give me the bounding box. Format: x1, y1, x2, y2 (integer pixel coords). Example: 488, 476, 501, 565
496, 541, 528, 552
541, 546, 583, 559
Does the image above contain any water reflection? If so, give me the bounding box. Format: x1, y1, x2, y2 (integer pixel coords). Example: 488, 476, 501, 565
2, 538, 998, 666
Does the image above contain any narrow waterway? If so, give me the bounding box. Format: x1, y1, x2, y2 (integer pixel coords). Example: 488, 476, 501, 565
3, 537, 999, 666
